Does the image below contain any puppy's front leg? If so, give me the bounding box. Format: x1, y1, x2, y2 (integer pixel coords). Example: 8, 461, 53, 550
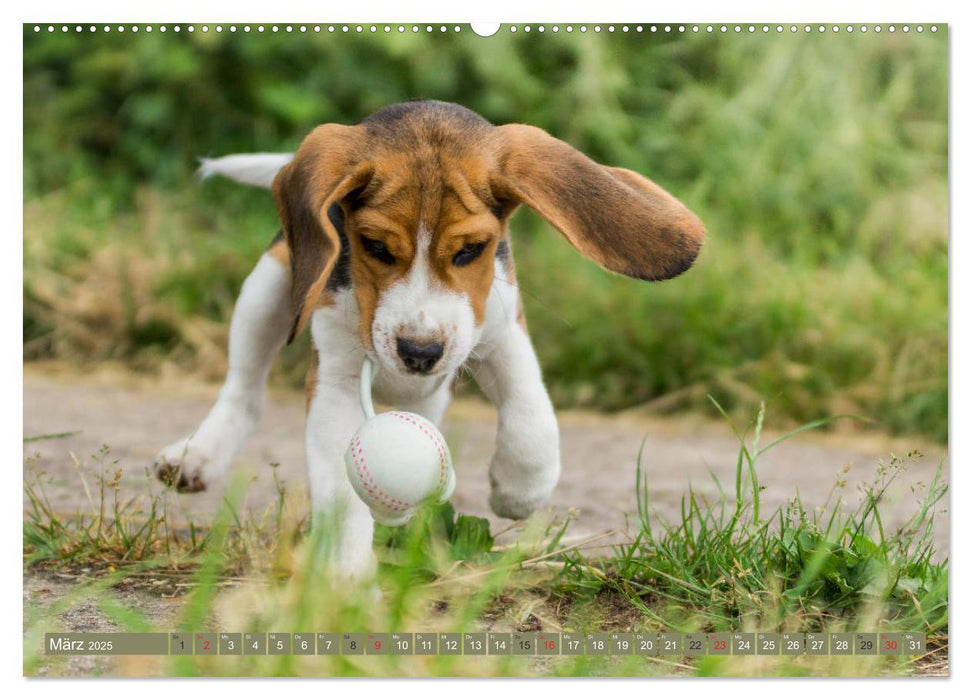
471, 324, 561, 520
305, 352, 376, 579
155, 251, 291, 491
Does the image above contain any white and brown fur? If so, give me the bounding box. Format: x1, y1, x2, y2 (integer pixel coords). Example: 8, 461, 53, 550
155, 100, 705, 578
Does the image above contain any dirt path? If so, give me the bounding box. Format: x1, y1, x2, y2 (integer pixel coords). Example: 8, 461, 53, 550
22, 368, 949, 555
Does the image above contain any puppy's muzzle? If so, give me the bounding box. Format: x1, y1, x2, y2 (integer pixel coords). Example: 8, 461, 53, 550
396, 337, 445, 374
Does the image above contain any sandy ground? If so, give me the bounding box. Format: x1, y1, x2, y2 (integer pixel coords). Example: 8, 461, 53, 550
23, 368, 949, 555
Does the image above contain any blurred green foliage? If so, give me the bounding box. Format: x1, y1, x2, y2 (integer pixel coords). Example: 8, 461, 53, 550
23, 26, 948, 441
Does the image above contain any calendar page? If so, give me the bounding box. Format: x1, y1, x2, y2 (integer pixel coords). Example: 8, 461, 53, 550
21, 14, 949, 681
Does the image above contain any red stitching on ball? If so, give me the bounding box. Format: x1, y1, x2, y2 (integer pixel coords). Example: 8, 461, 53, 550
351, 434, 409, 512
389, 412, 449, 488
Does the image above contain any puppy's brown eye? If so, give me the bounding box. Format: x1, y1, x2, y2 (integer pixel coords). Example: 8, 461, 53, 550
453, 241, 487, 267
361, 235, 395, 265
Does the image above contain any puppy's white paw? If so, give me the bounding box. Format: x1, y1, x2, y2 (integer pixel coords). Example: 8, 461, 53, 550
153, 438, 217, 492
488, 415, 561, 520
153, 398, 262, 492
489, 487, 552, 520
488, 449, 560, 520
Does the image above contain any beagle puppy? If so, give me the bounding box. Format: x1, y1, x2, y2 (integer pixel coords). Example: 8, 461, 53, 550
155, 100, 704, 577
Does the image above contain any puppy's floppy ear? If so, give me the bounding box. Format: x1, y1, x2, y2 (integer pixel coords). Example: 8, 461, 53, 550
272, 124, 372, 343
492, 124, 704, 281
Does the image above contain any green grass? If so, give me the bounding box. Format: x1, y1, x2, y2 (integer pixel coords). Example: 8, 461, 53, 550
564, 402, 947, 637
22, 29, 948, 442
23, 407, 948, 677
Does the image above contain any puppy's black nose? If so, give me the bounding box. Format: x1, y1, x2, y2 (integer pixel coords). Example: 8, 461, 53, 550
396, 337, 445, 374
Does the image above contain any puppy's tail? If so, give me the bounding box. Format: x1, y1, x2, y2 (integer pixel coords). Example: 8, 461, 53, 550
196, 153, 294, 189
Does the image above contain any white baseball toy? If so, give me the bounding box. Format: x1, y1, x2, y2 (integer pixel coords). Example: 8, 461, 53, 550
344, 356, 456, 526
